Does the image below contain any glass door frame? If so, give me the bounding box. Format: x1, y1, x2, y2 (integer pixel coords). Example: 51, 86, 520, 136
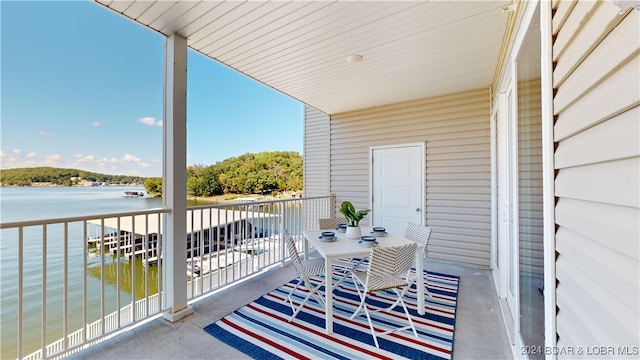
493, 1, 557, 358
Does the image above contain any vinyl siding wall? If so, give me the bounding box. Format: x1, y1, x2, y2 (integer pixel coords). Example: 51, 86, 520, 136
329, 88, 492, 267
552, 1, 639, 353
303, 105, 333, 230
303, 105, 331, 197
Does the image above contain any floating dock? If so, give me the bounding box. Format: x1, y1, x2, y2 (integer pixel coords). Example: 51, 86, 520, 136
87, 208, 279, 263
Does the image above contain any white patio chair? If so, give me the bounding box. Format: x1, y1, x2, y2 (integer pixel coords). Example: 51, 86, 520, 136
404, 223, 433, 297
349, 242, 419, 348
284, 233, 326, 322
318, 217, 346, 230
382, 223, 433, 312
405, 222, 432, 255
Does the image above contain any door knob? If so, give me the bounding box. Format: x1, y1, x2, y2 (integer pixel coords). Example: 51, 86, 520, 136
416, 208, 420, 212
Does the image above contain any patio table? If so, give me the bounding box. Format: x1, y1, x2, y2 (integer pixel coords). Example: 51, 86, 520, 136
302, 227, 426, 334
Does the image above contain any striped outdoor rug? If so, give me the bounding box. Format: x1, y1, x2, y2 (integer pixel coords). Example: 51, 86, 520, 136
204, 269, 459, 360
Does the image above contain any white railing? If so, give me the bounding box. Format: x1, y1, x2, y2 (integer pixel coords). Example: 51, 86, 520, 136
184, 196, 335, 300
0, 195, 335, 360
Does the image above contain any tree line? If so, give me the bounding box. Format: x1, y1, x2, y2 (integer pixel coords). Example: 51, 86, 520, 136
0, 167, 145, 186
144, 151, 303, 197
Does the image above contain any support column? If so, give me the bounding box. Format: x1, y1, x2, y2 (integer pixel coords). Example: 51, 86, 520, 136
162, 33, 192, 322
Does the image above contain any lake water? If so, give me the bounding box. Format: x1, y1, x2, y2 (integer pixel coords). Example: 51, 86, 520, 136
1, 186, 166, 359
0, 186, 296, 359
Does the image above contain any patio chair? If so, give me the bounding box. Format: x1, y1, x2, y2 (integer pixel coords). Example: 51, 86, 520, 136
404, 223, 433, 297
405, 223, 432, 255
284, 233, 326, 322
382, 223, 434, 312
318, 217, 346, 230
349, 242, 419, 348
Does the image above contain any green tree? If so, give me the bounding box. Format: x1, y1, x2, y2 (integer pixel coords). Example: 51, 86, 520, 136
144, 177, 162, 196
0, 167, 146, 186
184, 151, 303, 196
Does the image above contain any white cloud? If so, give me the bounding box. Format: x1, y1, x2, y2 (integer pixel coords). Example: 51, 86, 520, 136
0, 149, 38, 168
120, 153, 150, 168
42, 154, 63, 166
74, 154, 95, 163
71, 153, 152, 173
38, 131, 51, 137
44, 154, 61, 161
91, 122, 102, 127
0, 149, 159, 177
122, 153, 141, 162
138, 117, 162, 127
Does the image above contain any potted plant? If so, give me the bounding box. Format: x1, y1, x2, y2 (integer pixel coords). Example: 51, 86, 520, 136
339, 201, 371, 239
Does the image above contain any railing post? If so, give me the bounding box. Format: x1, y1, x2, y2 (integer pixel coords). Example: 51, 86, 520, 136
279, 203, 286, 266
162, 33, 192, 322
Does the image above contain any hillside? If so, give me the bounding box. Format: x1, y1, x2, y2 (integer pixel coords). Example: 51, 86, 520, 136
0, 167, 146, 187
144, 151, 303, 197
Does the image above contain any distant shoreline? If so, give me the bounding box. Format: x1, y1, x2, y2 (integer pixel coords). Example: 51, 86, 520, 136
1, 185, 299, 204
0, 184, 143, 188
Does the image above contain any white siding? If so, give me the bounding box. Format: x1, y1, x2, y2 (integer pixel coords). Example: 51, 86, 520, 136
330, 89, 491, 267
553, 2, 640, 355
303, 105, 331, 197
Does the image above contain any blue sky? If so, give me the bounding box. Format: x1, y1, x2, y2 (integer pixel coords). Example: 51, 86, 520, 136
0, 1, 303, 178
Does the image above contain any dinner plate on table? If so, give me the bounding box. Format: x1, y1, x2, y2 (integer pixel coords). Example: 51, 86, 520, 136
358, 240, 378, 247
319, 236, 338, 242
370, 232, 388, 237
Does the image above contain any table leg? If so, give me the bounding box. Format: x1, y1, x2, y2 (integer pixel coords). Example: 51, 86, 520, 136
416, 247, 425, 315
324, 256, 333, 334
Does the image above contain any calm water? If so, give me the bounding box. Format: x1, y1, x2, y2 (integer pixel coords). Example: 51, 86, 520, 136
0, 186, 164, 359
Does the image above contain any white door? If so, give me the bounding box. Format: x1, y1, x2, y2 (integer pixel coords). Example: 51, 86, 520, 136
371, 144, 425, 236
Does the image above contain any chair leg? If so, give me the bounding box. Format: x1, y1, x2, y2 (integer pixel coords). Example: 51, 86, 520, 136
375, 289, 419, 341
286, 279, 302, 309
362, 302, 380, 348
411, 267, 434, 298
349, 275, 366, 319
385, 269, 432, 311
334, 257, 366, 287
289, 289, 314, 321
288, 281, 325, 322
395, 288, 419, 339
311, 283, 325, 306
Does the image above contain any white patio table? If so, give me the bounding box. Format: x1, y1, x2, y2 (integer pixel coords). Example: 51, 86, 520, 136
302, 227, 426, 334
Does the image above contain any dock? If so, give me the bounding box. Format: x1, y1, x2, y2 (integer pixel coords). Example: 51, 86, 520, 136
86, 208, 279, 264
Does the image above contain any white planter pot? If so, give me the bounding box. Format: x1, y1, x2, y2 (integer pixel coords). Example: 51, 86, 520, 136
346, 226, 361, 239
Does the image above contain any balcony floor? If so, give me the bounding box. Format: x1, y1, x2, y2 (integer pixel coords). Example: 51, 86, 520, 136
68, 259, 513, 360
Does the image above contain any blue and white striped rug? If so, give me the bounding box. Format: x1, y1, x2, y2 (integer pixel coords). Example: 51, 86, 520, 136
204, 269, 459, 360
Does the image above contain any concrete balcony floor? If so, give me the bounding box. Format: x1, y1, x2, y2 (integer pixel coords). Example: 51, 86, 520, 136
68, 259, 513, 360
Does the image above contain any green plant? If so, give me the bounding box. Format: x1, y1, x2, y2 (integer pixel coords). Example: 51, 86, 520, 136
339, 201, 371, 226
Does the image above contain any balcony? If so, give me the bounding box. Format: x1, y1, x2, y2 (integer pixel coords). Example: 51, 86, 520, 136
1, 195, 512, 359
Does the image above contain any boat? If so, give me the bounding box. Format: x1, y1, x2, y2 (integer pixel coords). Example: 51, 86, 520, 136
123, 191, 144, 198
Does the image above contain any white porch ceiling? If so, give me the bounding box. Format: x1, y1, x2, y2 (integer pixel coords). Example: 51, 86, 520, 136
95, 0, 512, 114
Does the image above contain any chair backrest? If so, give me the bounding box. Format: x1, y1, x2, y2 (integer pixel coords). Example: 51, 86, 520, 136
318, 217, 346, 230
366, 242, 417, 282
405, 223, 431, 256
285, 234, 305, 277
